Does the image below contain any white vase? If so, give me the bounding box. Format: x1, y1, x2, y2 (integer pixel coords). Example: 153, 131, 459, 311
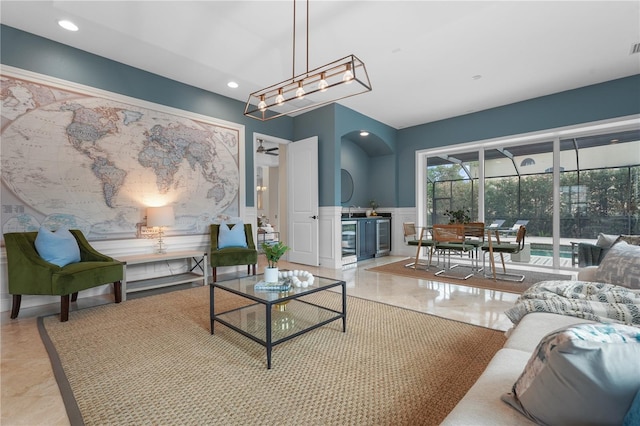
264, 267, 279, 283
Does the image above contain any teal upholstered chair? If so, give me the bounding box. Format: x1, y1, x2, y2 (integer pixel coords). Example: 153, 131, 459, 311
210, 223, 258, 282
4, 230, 123, 322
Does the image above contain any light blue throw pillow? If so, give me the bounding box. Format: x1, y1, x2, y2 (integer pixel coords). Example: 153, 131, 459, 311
502, 322, 640, 425
35, 227, 81, 267
218, 222, 247, 249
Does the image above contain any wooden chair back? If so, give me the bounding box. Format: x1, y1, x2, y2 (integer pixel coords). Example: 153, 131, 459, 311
432, 224, 465, 244
403, 222, 417, 242
514, 226, 527, 249
464, 222, 485, 242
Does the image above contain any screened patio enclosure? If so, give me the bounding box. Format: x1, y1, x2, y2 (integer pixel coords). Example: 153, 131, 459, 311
422, 124, 639, 269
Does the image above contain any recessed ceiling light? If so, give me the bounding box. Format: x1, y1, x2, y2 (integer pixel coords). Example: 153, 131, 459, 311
58, 20, 78, 32
227, 81, 239, 89
472, 75, 482, 80
360, 131, 369, 137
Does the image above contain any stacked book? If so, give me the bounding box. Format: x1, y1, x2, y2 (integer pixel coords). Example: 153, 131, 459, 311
254, 280, 292, 292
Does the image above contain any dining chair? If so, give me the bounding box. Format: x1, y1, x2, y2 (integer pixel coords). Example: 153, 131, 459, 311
403, 222, 435, 269
431, 224, 474, 279
482, 225, 527, 281
463, 222, 485, 272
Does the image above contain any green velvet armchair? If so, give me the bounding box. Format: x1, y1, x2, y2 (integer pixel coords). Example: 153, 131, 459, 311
210, 224, 258, 282
4, 230, 123, 322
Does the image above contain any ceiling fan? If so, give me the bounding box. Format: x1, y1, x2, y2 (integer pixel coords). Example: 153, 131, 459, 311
256, 139, 278, 156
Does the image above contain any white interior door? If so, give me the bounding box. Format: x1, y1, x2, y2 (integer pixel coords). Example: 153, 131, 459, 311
287, 136, 319, 265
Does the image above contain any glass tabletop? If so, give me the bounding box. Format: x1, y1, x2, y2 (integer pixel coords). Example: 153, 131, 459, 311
212, 273, 344, 304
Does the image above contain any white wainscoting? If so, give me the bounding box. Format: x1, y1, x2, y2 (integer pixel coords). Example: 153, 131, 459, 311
0, 206, 416, 313
0, 210, 259, 313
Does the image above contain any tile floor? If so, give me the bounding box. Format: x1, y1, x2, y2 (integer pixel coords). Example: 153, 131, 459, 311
1, 255, 574, 425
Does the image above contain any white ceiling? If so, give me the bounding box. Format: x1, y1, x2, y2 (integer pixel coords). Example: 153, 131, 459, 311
2, 1, 639, 129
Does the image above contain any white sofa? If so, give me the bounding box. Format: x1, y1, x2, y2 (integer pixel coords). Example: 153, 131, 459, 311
442, 310, 595, 425
442, 248, 639, 425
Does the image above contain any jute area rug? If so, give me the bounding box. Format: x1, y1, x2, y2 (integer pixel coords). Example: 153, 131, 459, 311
367, 259, 572, 294
39, 285, 506, 425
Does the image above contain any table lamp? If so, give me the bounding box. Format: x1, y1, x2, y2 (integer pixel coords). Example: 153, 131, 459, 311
147, 206, 175, 253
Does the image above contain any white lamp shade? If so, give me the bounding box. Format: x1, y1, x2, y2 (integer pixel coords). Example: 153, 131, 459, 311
147, 206, 175, 227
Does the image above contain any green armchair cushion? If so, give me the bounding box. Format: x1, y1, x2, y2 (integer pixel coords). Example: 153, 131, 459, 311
34, 226, 81, 267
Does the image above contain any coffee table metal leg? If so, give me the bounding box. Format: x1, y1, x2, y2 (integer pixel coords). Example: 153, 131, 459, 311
342, 282, 347, 332
210, 285, 215, 335
266, 304, 272, 369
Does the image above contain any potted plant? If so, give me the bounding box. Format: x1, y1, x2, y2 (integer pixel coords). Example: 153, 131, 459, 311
262, 241, 290, 283
444, 208, 471, 224
368, 199, 379, 216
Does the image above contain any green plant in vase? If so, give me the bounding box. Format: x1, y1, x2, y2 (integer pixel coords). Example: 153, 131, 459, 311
262, 241, 290, 283
444, 208, 471, 224
262, 241, 290, 268
369, 199, 379, 216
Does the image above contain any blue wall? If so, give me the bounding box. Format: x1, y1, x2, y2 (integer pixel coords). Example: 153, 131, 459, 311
340, 139, 369, 208
396, 75, 640, 207
2, 25, 639, 210
292, 103, 398, 207
0, 25, 293, 207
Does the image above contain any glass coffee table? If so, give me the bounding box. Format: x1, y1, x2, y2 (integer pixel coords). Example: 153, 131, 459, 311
210, 274, 346, 369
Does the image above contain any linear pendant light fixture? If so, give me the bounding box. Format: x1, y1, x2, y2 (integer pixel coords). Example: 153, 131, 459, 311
244, 0, 372, 121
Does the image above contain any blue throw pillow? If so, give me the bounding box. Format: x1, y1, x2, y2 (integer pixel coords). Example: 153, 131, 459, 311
624, 387, 640, 426
35, 227, 81, 267
218, 222, 247, 249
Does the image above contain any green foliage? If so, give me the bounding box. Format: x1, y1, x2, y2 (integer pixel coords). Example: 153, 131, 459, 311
443, 208, 471, 224
369, 199, 378, 210
262, 241, 290, 268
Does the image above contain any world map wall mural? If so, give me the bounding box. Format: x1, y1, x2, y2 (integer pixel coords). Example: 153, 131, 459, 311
1, 68, 243, 241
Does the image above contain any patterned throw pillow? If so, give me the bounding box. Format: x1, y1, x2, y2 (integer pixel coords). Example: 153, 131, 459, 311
625, 388, 640, 426
618, 234, 640, 246
502, 323, 640, 425
594, 241, 640, 288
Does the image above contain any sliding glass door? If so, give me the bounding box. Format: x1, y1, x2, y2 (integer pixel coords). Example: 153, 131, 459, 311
419, 120, 639, 270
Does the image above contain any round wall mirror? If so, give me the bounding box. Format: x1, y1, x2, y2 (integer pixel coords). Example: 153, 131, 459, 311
341, 169, 354, 203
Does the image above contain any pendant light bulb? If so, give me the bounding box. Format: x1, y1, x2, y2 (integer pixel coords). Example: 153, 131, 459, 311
275, 89, 285, 105
296, 82, 305, 99
318, 73, 329, 92
258, 95, 267, 112
343, 63, 354, 84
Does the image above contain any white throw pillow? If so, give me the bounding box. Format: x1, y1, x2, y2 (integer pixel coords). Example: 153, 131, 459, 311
595, 233, 619, 248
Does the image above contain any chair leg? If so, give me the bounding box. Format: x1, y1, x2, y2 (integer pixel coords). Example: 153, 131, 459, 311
113, 281, 122, 303
490, 250, 497, 281
252, 264, 256, 275
10, 295, 21, 319
213, 267, 217, 282
71, 292, 78, 302
247, 265, 251, 274
499, 253, 506, 274
60, 295, 70, 322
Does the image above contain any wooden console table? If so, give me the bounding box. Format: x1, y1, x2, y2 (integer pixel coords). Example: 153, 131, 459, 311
117, 250, 208, 301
